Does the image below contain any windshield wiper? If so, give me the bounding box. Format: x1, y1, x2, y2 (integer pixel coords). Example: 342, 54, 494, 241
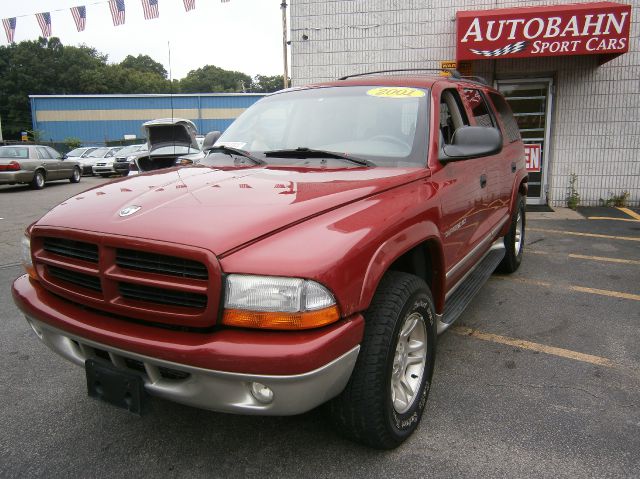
264, 147, 374, 167
208, 145, 266, 165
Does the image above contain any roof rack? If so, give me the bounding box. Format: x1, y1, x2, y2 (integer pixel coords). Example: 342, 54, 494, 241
338, 68, 462, 80
460, 75, 489, 86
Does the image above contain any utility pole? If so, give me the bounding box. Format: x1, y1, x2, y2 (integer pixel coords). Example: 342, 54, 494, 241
281, 1, 289, 89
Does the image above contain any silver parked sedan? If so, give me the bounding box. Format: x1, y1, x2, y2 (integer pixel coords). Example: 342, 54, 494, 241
0, 145, 82, 189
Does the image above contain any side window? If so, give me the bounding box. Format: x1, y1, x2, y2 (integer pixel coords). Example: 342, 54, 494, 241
36, 147, 51, 159
46, 147, 61, 159
463, 89, 495, 128
489, 92, 521, 143
439, 89, 469, 145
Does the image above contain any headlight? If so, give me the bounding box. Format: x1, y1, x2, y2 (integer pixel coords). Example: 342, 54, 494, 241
127, 155, 137, 161
20, 234, 37, 279
222, 274, 340, 330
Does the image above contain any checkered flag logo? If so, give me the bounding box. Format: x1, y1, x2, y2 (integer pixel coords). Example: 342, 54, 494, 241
469, 41, 528, 57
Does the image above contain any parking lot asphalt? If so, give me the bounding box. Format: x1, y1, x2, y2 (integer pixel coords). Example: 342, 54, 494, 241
1, 179, 639, 478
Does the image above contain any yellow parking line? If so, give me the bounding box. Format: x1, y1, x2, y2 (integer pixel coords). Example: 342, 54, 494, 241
568, 254, 640, 266
618, 207, 640, 221
529, 228, 640, 242
451, 326, 614, 367
528, 249, 640, 265
569, 286, 640, 301
588, 217, 639, 223
494, 276, 640, 301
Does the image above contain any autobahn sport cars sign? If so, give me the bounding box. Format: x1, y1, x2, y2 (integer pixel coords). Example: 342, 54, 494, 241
456, 2, 631, 61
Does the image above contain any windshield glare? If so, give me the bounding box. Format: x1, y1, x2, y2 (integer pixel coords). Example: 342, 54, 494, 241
117, 144, 145, 156
87, 148, 111, 158
215, 86, 428, 167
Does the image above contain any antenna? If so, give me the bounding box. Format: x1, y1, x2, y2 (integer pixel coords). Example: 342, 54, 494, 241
168, 41, 174, 120
168, 41, 175, 157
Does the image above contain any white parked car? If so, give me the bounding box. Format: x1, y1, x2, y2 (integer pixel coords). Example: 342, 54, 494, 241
88, 147, 123, 177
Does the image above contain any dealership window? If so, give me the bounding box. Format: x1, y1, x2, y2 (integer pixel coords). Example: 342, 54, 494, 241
488, 93, 520, 143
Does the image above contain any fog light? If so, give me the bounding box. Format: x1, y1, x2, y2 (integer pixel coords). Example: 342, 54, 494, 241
250, 382, 274, 404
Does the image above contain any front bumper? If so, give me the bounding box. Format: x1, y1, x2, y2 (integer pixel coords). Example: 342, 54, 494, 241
13, 275, 364, 415
26, 316, 359, 415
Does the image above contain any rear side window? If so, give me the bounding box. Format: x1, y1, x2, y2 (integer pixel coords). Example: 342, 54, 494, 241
489, 92, 520, 143
36, 147, 52, 159
463, 89, 495, 128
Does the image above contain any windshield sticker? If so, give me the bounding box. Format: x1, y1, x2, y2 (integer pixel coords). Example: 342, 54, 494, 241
367, 87, 425, 98
216, 141, 246, 149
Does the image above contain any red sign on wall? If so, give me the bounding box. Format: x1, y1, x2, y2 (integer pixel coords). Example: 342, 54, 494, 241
456, 2, 631, 62
524, 144, 542, 173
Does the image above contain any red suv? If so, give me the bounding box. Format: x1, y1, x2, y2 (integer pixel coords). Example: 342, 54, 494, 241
13, 71, 527, 449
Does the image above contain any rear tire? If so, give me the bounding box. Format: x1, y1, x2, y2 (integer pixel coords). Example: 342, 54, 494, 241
497, 194, 525, 273
329, 271, 437, 449
30, 170, 45, 189
69, 167, 81, 183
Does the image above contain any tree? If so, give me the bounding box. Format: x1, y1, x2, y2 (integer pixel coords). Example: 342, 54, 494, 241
120, 54, 168, 79
250, 74, 287, 93
179, 65, 251, 93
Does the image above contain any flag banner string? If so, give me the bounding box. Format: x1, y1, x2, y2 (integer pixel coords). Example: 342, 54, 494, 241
2, 0, 232, 43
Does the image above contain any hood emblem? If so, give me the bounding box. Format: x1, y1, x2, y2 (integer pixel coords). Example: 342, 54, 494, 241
119, 205, 142, 217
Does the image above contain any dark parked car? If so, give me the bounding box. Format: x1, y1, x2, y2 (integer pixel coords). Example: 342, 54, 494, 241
0, 145, 81, 189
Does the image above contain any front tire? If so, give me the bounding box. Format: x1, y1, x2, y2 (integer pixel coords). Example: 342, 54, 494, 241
30, 170, 45, 189
329, 271, 437, 449
497, 194, 525, 273
69, 167, 81, 183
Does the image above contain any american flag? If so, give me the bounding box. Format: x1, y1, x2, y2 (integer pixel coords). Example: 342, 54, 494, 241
109, 0, 126, 26
2, 17, 16, 43
36, 12, 52, 38
71, 6, 86, 32
141, 0, 159, 20
183, 0, 195, 12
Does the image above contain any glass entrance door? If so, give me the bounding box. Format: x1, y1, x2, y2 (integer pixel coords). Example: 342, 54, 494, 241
496, 79, 553, 205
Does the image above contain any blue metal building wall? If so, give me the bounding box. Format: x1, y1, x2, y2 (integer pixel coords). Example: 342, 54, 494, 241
30, 94, 264, 144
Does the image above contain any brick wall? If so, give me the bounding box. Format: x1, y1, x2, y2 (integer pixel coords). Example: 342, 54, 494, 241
290, 0, 640, 207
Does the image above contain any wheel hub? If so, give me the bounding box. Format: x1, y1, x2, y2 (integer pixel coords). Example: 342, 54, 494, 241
391, 311, 427, 414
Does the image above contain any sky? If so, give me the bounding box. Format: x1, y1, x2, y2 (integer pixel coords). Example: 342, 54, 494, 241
2, 0, 288, 79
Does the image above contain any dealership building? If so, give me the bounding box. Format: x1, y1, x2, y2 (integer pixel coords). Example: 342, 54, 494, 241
290, 0, 638, 206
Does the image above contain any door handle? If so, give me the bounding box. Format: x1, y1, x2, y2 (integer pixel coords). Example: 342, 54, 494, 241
511, 162, 517, 173
480, 174, 487, 188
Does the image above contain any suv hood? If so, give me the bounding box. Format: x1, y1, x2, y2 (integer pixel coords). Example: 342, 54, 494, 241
142, 118, 200, 153
36, 166, 425, 256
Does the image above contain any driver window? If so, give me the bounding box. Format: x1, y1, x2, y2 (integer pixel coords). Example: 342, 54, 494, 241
439, 89, 469, 146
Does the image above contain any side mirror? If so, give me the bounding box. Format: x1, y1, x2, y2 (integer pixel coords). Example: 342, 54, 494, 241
62, 154, 68, 160
439, 126, 502, 162
202, 131, 222, 151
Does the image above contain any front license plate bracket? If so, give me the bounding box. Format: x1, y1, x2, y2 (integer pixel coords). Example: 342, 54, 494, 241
85, 359, 147, 415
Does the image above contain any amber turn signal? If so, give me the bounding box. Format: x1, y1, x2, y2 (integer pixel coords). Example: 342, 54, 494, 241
222, 305, 340, 330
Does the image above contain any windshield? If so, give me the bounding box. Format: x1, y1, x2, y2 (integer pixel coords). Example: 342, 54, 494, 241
213, 85, 428, 167
117, 144, 145, 156
87, 147, 111, 158
67, 148, 87, 157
